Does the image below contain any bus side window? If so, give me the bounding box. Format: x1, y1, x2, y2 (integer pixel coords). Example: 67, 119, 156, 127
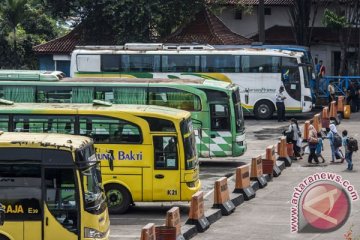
0, 115, 9, 131
153, 136, 178, 170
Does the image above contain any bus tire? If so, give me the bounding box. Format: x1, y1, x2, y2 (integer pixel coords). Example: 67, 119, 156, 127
254, 100, 274, 120
0, 235, 10, 240
105, 184, 132, 214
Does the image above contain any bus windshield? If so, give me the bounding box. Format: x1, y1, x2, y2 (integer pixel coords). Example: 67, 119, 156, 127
77, 146, 106, 214
181, 118, 197, 169
232, 89, 245, 133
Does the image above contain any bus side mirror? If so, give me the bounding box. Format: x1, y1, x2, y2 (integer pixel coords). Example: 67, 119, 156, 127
0, 204, 5, 226
108, 150, 114, 171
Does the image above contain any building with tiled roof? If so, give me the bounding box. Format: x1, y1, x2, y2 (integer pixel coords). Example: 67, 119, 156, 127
163, 9, 252, 45
33, 1, 357, 76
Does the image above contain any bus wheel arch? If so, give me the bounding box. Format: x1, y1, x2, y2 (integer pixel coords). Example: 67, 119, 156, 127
0, 233, 11, 240
254, 100, 275, 120
104, 183, 132, 214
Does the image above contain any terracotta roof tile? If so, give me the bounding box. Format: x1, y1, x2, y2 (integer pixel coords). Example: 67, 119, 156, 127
33, 28, 83, 55
33, 26, 117, 55
164, 9, 252, 45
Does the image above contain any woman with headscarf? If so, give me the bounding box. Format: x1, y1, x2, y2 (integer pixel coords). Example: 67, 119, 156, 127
308, 119, 319, 164
326, 124, 344, 163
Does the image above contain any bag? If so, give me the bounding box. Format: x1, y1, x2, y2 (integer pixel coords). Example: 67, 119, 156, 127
304, 146, 310, 154
332, 132, 342, 148
285, 130, 294, 142
296, 138, 303, 147
308, 136, 318, 144
348, 137, 358, 152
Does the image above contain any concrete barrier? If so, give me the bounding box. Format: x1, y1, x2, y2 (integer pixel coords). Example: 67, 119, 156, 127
250, 155, 267, 188
165, 207, 184, 240
141, 223, 156, 240
277, 136, 292, 166
233, 165, 255, 200
213, 177, 235, 216
322, 107, 330, 129
263, 145, 281, 177
287, 142, 296, 160
337, 96, 345, 115
186, 191, 210, 233
329, 101, 341, 124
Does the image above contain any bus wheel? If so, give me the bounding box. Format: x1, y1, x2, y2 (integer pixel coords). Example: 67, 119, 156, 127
105, 184, 131, 214
254, 100, 274, 120
0, 235, 10, 240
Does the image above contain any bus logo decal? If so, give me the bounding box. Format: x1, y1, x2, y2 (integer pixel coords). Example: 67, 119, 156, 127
118, 151, 143, 161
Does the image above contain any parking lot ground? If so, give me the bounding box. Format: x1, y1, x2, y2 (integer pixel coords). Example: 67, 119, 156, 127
109, 111, 360, 240
193, 112, 360, 240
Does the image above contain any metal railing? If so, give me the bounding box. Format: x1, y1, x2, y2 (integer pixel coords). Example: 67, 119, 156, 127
317, 76, 360, 97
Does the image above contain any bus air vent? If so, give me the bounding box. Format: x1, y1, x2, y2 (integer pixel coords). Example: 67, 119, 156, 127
0, 98, 14, 105
93, 100, 112, 106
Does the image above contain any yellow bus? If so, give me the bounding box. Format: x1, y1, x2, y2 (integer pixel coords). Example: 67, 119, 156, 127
0, 132, 110, 240
0, 103, 200, 214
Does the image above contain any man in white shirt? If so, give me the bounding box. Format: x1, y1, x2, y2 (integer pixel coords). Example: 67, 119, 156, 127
328, 82, 336, 106
275, 86, 287, 122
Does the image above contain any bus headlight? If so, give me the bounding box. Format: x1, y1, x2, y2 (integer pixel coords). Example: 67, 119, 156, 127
84, 227, 103, 238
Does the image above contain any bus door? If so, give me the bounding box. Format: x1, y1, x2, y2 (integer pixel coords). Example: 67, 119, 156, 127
282, 57, 302, 110
0, 162, 42, 240
152, 135, 181, 201
209, 103, 232, 157
43, 167, 79, 240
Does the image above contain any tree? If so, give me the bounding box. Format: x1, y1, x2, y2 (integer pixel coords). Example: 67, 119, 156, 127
0, 0, 65, 68
323, 0, 360, 76
288, 0, 329, 47
43, 0, 246, 44
1, 0, 26, 65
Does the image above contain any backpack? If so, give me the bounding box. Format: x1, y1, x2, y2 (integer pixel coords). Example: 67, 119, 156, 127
332, 132, 342, 148
348, 137, 358, 152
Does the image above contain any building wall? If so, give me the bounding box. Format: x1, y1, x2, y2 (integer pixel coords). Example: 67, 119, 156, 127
39, 55, 55, 71
218, 6, 327, 38
38, 54, 71, 77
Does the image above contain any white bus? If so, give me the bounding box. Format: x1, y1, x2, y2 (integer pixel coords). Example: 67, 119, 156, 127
70, 44, 312, 119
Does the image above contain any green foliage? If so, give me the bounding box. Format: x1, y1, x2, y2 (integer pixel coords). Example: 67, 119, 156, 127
322, 8, 349, 29
0, 0, 65, 68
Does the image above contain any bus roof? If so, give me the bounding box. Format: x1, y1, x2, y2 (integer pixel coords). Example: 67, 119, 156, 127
0, 70, 65, 81
0, 75, 237, 92
0, 131, 92, 150
72, 44, 304, 58
0, 103, 191, 121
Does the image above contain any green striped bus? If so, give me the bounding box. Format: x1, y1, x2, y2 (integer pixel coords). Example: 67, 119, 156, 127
0, 71, 246, 158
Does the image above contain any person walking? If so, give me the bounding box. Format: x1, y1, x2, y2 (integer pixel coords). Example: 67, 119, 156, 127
326, 124, 344, 163
328, 82, 336, 107
285, 118, 302, 159
315, 132, 325, 163
275, 86, 286, 122
308, 120, 319, 164
342, 130, 353, 170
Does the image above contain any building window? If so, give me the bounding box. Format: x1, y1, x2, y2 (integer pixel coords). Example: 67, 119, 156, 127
264, 7, 271, 15
235, 10, 242, 20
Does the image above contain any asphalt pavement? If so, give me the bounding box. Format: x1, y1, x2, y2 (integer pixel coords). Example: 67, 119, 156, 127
109, 110, 360, 240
